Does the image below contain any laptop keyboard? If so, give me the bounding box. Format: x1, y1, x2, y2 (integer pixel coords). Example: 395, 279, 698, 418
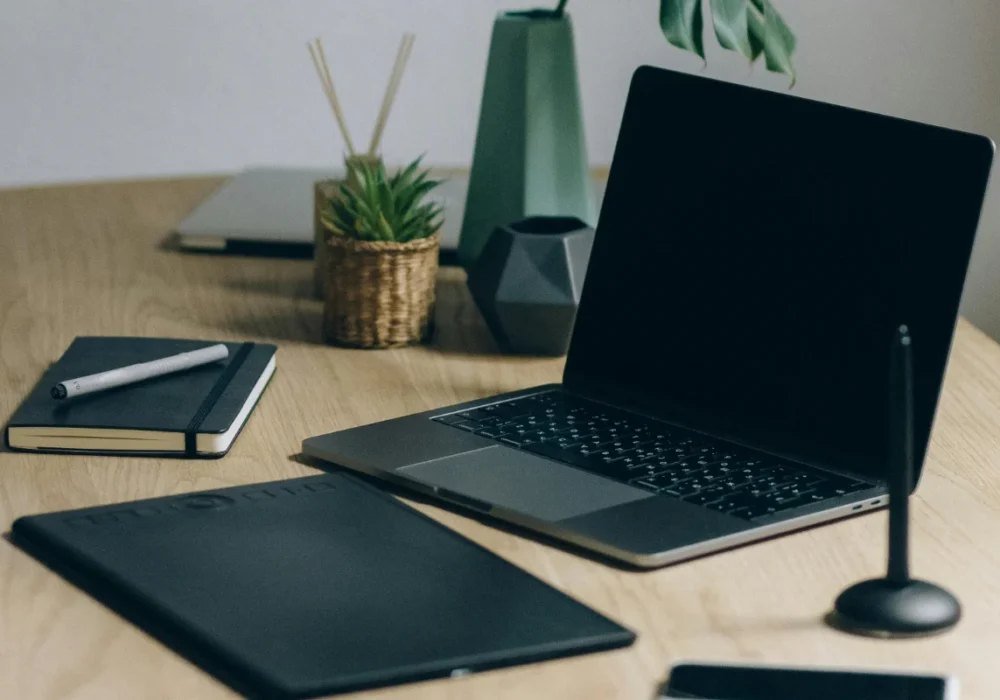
432, 391, 871, 522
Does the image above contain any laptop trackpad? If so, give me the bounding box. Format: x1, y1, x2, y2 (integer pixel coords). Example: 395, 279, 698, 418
398, 446, 652, 522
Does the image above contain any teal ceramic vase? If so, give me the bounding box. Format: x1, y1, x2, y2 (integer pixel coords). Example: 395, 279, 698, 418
458, 11, 596, 269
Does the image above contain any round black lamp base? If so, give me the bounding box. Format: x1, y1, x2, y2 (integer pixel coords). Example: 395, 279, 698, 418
829, 578, 961, 638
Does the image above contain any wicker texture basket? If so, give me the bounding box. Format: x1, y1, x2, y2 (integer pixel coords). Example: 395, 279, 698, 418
322, 232, 439, 348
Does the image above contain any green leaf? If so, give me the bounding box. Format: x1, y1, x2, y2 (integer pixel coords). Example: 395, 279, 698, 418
748, 0, 796, 86
660, 0, 705, 60
753, 0, 795, 51
352, 196, 378, 226
390, 157, 420, 190
377, 212, 393, 240
318, 155, 443, 242
709, 0, 754, 61
399, 180, 441, 213
378, 178, 395, 230
400, 155, 424, 184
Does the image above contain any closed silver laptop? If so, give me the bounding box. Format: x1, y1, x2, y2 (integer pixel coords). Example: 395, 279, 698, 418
174, 167, 606, 256
304, 66, 994, 568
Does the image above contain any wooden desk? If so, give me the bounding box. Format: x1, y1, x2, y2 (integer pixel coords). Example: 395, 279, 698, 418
2, 177, 1000, 700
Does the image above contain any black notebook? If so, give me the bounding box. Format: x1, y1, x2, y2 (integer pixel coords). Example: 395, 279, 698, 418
4, 337, 276, 457
11, 474, 635, 699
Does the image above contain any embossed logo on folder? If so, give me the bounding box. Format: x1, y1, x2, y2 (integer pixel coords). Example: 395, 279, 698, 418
63, 480, 337, 528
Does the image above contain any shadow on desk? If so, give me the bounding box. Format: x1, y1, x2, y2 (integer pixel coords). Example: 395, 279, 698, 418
220, 275, 315, 301
290, 451, 879, 597
430, 276, 507, 357
291, 453, 831, 636
161, 258, 506, 354
157, 239, 511, 356
289, 453, 642, 571
215, 307, 503, 353
215, 294, 509, 358
219, 306, 324, 344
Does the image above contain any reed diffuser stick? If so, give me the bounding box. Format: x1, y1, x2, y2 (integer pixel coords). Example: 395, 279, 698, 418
307, 38, 357, 157
368, 33, 416, 157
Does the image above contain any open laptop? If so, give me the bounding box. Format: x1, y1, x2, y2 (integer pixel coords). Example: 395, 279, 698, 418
303, 66, 995, 568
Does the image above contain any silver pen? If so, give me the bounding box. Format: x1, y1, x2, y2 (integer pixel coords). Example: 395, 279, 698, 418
50, 344, 230, 399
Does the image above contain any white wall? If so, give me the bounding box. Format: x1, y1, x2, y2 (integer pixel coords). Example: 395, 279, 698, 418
4, 0, 1000, 335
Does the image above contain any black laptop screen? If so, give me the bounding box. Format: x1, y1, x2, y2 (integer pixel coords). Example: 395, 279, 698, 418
565, 67, 993, 481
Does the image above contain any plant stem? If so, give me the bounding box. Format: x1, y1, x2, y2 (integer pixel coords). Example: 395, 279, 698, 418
554, 0, 569, 17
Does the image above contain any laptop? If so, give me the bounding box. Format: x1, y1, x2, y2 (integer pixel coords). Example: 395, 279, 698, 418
303, 66, 995, 568
174, 167, 337, 256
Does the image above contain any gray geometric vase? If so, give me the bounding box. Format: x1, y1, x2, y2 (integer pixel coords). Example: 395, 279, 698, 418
467, 216, 594, 356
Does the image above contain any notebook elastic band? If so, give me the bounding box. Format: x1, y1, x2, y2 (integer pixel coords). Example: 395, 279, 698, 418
185, 342, 254, 456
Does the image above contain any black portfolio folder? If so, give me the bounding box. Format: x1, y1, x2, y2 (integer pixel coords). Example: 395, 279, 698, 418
11, 474, 634, 698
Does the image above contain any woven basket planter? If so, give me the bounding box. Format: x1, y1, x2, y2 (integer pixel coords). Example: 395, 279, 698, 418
322, 232, 439, 349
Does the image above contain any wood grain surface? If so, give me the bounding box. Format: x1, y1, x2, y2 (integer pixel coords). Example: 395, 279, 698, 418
2, 177, 1000, 699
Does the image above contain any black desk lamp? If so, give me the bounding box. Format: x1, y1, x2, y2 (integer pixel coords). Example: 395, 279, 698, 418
829, 325, 961, 637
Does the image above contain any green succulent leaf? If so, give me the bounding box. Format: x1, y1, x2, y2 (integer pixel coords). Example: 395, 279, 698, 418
660, 0, 705, 61
709, 0, 754, 61
376, 212, 392, 240
320, 156, 444, 243
395, 156, 423, 186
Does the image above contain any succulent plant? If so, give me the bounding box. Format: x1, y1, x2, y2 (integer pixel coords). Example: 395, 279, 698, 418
321, 157, 444, 243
